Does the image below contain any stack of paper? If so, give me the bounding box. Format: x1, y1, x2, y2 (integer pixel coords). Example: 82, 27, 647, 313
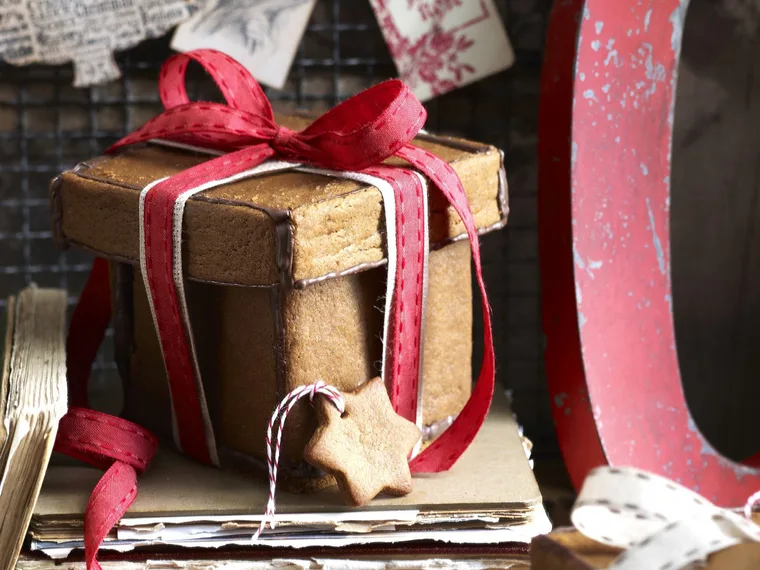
26, 390, 550, 562
0, 286, 68, 569
17, 547, 531, 570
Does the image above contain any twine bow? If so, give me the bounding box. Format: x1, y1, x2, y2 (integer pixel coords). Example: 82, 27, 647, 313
573, 467, 760, 569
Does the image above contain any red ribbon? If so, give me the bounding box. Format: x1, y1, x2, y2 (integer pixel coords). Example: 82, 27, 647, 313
56, 49, 495, 569
111, 50, 427, 170
54, 258, 158, 570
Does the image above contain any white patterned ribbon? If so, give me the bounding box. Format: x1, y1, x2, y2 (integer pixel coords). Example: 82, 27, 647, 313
572, 467, 760, 569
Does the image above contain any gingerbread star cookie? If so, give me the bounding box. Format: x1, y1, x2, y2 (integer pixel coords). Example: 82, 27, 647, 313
304, 377, 422, 506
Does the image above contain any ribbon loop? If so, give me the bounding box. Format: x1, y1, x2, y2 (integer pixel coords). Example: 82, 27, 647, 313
159, 50, 273, 117
572, 467, 719, 548
107, 50, 426, 172
292, 80, 427, 170
55, 408, 158, 473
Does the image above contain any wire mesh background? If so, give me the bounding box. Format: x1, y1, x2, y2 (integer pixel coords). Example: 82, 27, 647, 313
0, 0, 556, 454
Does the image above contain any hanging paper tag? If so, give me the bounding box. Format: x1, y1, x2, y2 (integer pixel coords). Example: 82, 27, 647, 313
369, 0, 515, 101
171, 0, 318, 90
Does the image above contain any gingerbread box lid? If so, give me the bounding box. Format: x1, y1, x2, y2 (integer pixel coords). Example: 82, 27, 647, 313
51, 114, 507, 288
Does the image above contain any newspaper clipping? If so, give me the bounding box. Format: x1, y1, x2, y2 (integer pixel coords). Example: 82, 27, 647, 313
0, 0, 192, 87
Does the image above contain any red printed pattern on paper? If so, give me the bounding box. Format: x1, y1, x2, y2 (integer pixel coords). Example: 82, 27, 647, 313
372, 0, 492, 98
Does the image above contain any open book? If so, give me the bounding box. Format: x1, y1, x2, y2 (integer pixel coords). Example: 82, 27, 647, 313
0, 286, 68, 569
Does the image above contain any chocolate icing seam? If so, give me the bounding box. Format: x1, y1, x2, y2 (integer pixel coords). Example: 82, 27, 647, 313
269, 284, 286, 403
62, 224, 501, 291
269, 209, 295, 290
49, 175, 66, 250
415, 130, 495, 154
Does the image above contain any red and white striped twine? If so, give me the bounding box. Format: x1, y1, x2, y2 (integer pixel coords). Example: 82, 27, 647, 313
253, 380, 345, 540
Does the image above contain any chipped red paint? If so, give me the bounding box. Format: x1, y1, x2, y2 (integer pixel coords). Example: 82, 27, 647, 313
538, 0, 760, 507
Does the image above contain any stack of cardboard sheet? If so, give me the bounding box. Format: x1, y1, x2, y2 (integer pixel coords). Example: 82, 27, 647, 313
17, 547, 532, 570
22, 390, 549, 567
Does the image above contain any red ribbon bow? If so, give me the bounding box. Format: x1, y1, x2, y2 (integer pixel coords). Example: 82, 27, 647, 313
57, 49, 496, 570
109, 50, 427, 169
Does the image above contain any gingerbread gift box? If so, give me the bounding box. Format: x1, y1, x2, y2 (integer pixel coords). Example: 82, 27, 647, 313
50, 50, 507, 493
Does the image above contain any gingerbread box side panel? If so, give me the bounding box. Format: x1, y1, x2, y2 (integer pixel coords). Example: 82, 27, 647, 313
289, 145, 505, 284
125, 266, 177, 443
125, 269, 281, 464
201, 284, 281, 467
420, 240, 473, 425
278, 265, 386, 470
278, 243, 473, 464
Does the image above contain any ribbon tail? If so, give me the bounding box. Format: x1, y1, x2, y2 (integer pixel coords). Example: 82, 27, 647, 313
396, 144, 496, 474
83, 462, 138, 570
66, 257, 111, 408
55, 260, 159, 570
389, 170, 428, 427
55, 409, 157, 570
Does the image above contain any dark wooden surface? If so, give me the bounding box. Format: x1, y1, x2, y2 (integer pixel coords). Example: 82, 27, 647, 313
531, 526, 760, 570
